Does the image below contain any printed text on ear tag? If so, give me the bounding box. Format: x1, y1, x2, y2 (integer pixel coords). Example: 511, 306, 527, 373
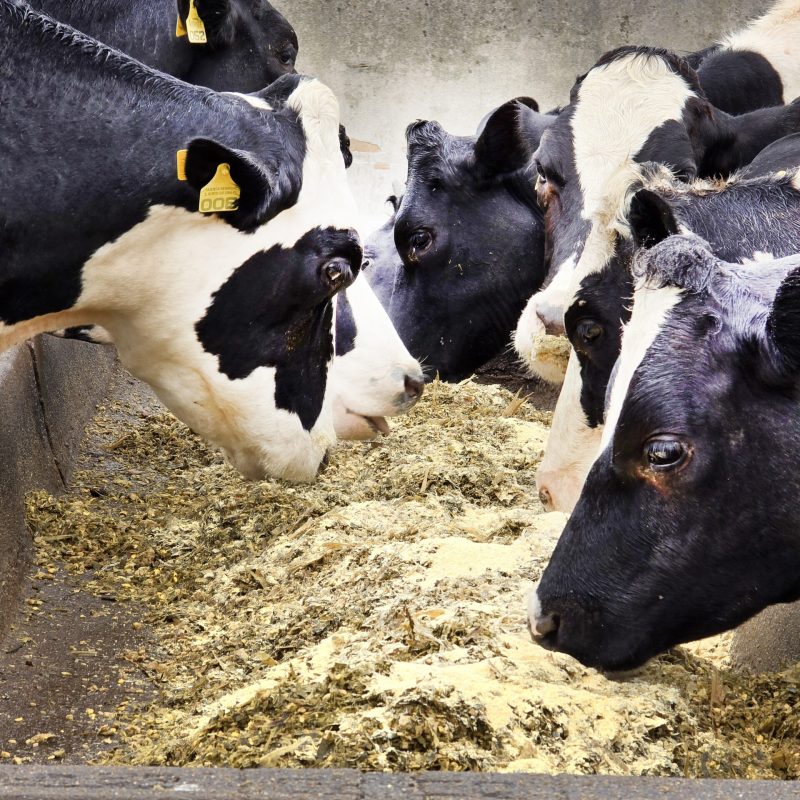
186, 0, 207, 44
199, 164, 240, 213
175, 15, 187, 37
176, 150, 188, 181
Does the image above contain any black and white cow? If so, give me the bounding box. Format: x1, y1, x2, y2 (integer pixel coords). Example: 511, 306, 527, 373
516, 13, 800, 383
1, 1, 360, 480
366, 100, 555, 382
696, 0, 800, 115
530, 231, 800, 671
538, 163, 800, 513
523, 46, 800, 512
30, 0, 298, 90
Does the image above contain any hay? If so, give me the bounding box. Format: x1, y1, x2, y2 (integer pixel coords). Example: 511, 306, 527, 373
25, 379, 800, 778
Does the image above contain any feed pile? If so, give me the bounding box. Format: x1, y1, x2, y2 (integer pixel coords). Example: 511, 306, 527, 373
25, 380, 800, 778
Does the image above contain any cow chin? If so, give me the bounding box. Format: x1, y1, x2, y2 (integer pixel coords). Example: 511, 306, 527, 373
222, 439, 329, 482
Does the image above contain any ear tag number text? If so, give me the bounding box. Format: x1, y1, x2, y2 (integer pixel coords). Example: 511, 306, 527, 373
199, 163, 240, 213
186, 0, 207, 44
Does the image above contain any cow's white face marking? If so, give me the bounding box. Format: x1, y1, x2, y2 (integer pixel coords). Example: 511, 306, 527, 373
600, 283, 683, 452
569, 53, 695, 284
514, 253, 576, 384
72, 80, 357, 481
722, 0, 800, 103
792, 170, 800, 192
536, 351, 603, 513
329, 273, 423, 440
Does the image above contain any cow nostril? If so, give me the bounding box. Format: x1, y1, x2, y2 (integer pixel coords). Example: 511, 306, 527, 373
538, 486, 553, 511
404, 374, 424, 401
534, 612, 560, 638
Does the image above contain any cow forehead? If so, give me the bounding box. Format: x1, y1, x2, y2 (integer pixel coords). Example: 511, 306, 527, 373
600, 283, 683, 452
571, 54, 695, 223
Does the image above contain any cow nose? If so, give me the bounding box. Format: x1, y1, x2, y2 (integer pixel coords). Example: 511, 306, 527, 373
533, 612, 560, 639
404, 374, 424, 402
538, 486, 554, 512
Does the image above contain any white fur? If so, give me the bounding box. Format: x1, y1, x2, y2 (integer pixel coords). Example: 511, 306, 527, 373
722, 0, 800, 103
329, 273, 423, 440
600, 284, 683, 451
224, 92, 273, 110
571, 54, 695, 229
513, 253, 576, 383
527, 585, 543, 629
535, 351, 603, 514
1, 80, 359, 482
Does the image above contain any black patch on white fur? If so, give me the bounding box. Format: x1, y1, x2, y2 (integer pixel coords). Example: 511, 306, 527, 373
195, 227, 361, 431
334, 290, 356, 357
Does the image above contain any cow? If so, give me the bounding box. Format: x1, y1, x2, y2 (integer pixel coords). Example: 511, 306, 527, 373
516, 12, 800, 383
366, 99, 555, 382
56, 269, 426, 442
522, 46, 800, 511
696, 0, 800, 115
1, 1, 360, 481
30, 0, 298, 91
529, 232, 800, 672
537, 163, 800, 513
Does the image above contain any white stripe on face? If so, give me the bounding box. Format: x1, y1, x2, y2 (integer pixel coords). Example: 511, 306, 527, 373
571, 54, 695, 226
600, 284, 683, 452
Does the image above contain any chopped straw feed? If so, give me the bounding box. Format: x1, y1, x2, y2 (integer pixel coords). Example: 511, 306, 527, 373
25, 378, 800, 778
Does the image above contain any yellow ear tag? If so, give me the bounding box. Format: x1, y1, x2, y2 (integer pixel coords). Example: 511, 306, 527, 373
199, 163, 240, 214
186, 0, 207, 44
176, 149, 188, 181
175, 15, 187, 37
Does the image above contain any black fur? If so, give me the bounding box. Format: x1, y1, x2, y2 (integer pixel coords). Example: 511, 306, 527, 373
536, 240, 800, 670
31, 0, 298, 91
195, 228, 361, 428
367, 102, 554, 382
696, 48, 784, 115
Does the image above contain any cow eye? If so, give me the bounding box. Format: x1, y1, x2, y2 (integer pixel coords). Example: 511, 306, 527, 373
643, 437, 689, 472
407, 228, 433, 263
279, 48, 295, 66
576, 319, 603, 346
322, 257, 353, 292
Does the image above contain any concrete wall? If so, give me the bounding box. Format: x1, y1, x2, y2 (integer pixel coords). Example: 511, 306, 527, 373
280, 0, 770, 218
0, 339, 115, 640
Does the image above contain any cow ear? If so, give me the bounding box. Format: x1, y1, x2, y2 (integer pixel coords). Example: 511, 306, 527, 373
628, 189, 681, 250
474, 100, 536, 177
766, 267, 800, 376
184, 138, 296, 232
177, 0, 237, 46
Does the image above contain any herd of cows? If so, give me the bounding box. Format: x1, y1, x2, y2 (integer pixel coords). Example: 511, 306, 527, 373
2, 0, 800, 677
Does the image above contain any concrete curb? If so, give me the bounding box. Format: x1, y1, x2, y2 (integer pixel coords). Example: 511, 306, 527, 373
0, 767, 796, 799
0, 337, 115, 640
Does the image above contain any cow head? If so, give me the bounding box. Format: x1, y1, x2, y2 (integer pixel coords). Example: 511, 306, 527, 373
367, 99, 552, 382
177, 0, 298, 90
531, 235, 800, 671
536, 164, 800, 513
516, 46, 702, 382
81, 79, 359, 481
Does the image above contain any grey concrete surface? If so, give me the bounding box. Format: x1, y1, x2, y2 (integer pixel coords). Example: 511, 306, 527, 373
1, 767, 799, 799
281, 0, 771, 217
0, 338, 115, 641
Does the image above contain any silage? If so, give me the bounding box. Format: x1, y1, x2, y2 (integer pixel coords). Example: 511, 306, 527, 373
24, 379, 800, 778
